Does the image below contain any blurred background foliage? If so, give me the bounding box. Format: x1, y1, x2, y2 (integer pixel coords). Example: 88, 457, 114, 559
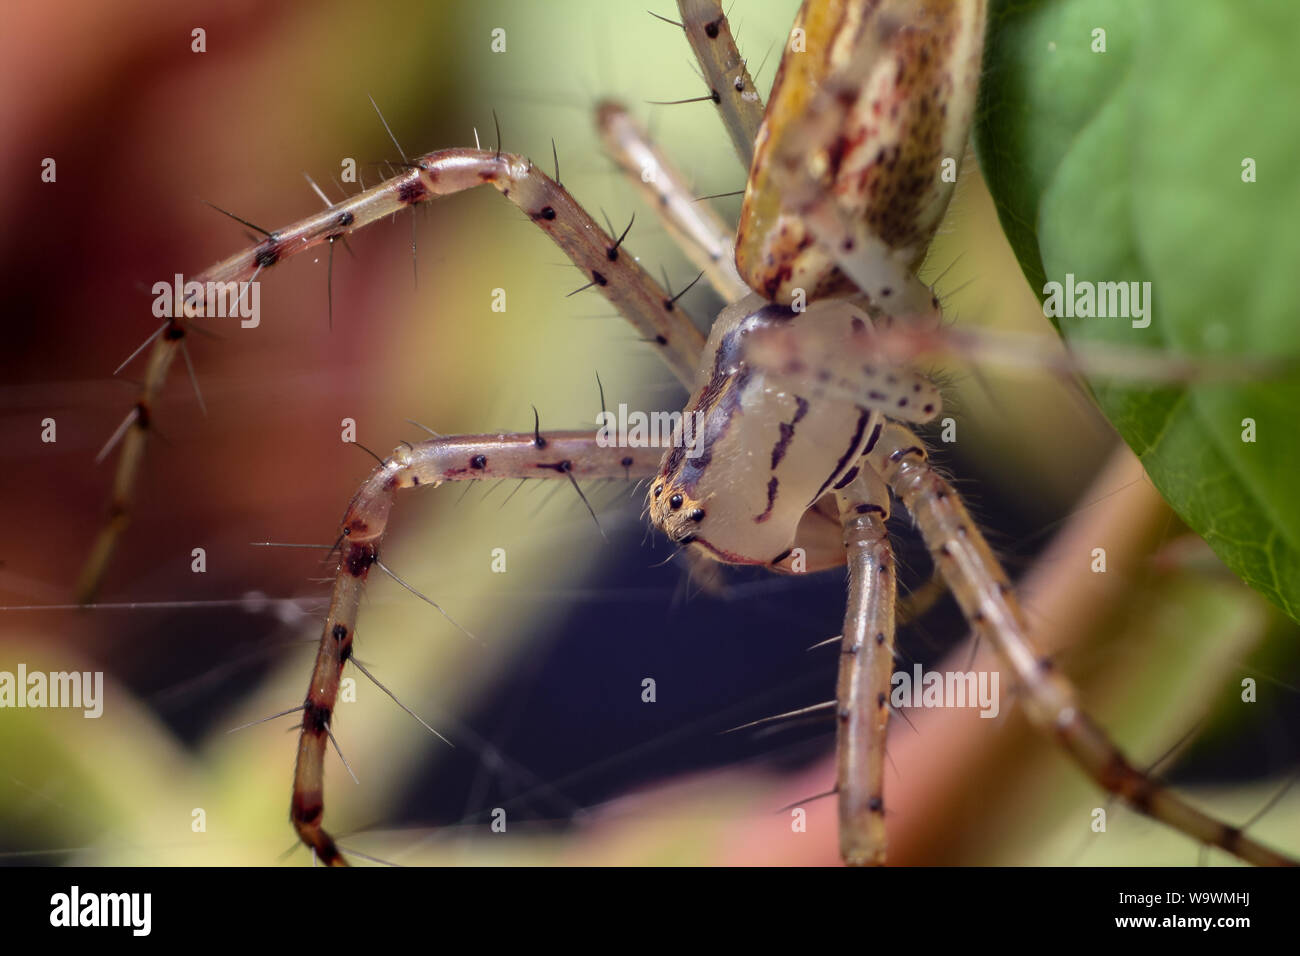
977, 0, 1300, 624
0, 0, 1296, 865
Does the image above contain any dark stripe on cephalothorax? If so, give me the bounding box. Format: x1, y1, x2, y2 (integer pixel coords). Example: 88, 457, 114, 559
863, 420, 884, 455
833, 465, 860, 490
754, 476, 779, 523
810, 409, 872, 504
667, 307, 800, 492
770, 396, 809, 470
665, 330, 750, 492
661, 333, 736, 481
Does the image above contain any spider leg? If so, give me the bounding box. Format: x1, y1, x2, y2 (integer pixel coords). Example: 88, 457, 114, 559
596, 101, 749, 302
674, 0, 765, 169
833, 464, 896, 865
293, 431, 660, 865
863, 420, 1297, 867
739, 315, 943, 424
81, 148, 706, 603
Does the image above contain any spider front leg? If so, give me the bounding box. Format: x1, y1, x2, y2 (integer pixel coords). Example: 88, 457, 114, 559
833, 462, 896, 865
293, 431, 659, 865
674, 0, 765, 168
596, 101, 749, 302
82, 146, 706, 602
864, 421, 1297, 867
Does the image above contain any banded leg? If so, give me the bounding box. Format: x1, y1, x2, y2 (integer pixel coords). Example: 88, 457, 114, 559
863, 421, 1297, 867
80, 147, 706, 602
675, 0, 766, 169
293, 431, 661, 865
739, 315, 943, 421
834, 465, 895, 865
596, 101, 749, 302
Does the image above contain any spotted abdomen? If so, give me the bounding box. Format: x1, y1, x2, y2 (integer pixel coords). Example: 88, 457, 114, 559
734, 0, 988, 305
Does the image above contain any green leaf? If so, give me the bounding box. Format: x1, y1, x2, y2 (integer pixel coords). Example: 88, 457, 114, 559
974, 0, 1300, 622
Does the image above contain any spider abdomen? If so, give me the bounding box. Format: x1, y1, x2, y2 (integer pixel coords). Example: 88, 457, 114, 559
735, 0, 987, 307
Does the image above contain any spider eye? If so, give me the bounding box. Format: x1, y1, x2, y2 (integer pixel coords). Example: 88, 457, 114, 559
669, 493, 683, 510
653, 485, 663, 498
689, 508, 705, 522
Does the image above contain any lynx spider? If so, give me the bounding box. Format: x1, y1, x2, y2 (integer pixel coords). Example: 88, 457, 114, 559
78, 0, 1296, 866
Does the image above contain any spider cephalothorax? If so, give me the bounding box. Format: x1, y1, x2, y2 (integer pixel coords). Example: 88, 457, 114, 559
647, 293, 940, 569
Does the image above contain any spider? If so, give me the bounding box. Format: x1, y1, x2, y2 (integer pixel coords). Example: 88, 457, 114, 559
75, 0, 1296, 866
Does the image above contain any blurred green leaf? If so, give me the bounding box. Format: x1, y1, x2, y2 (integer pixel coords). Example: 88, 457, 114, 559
974, 0, 1300, 622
